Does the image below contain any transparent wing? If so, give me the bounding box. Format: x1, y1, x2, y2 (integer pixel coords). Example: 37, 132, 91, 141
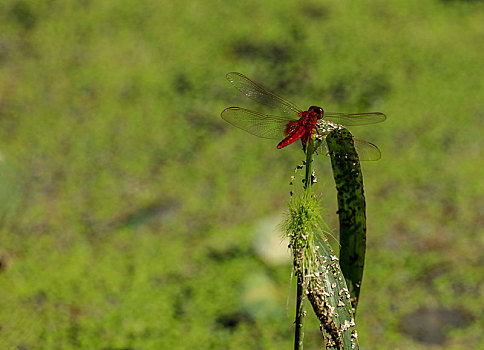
226, 72, 302, 116
324, 112, 386, 126
221, 107, 297, 139
353, 139, 381, 161
321, 138, 381, 161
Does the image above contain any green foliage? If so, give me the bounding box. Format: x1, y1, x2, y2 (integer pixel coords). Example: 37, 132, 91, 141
326, 129, 367, 314
0, 0, 483, 349
286, 193, 358, 349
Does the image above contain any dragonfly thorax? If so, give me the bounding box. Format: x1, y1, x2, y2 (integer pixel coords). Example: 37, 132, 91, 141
308, 106, 324, 119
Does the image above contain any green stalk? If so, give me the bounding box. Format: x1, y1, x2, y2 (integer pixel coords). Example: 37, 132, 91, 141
294, 276, 305, 350
294, 142, 314, 350
304, 142, 314, 195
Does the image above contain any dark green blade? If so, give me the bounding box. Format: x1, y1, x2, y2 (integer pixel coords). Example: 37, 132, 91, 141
285, 194, 359, 349
325, 128, 367, 314
309, 235, 359, 349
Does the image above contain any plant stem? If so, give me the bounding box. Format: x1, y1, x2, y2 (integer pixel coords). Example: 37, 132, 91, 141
304, 143, 314, 195
294, 278, 304, 350
294, 142, 315, 350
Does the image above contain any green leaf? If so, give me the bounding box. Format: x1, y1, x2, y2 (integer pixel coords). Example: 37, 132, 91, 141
326, 128, 367, 314
308, 236, 359, 349
285, 194, 359, 349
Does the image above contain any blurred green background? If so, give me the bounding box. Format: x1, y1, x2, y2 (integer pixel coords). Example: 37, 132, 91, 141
0, 0, 483, 349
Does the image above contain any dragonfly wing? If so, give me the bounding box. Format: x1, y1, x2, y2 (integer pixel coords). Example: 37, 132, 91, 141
321, 138, 381, 161
353, 139, 381, 161
221, 107, 296, 139
226, 72, 302, 116
324, 112, 386, 126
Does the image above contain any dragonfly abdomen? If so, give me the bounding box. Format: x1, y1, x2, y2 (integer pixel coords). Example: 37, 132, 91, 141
277, 126, 307, 149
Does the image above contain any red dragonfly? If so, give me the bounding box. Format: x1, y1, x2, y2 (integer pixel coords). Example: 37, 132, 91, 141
221, 72, 386, 160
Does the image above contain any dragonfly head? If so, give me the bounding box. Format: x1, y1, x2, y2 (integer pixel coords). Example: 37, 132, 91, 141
308, 106, 324, 119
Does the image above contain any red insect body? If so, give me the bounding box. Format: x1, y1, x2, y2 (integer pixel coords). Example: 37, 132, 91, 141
277, 110, 319, 149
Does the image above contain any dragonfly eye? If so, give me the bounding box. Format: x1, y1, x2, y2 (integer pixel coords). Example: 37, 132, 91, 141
309, 106, 324, 119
